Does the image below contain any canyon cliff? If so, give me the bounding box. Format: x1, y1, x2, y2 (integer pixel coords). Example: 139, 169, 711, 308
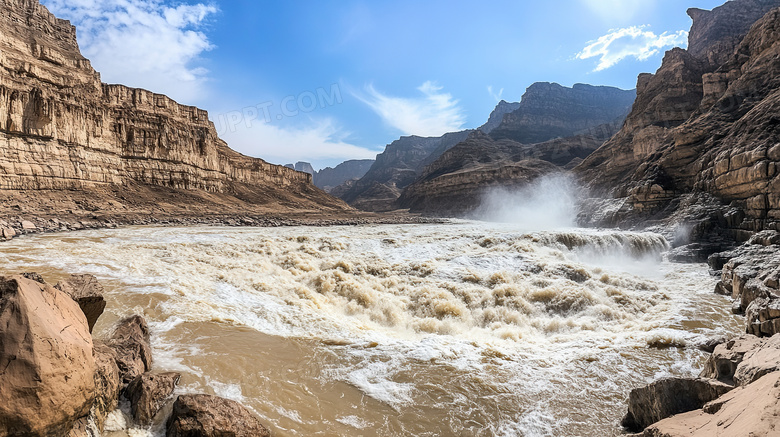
576, 0, 780, 242
398, 84, 635, 215
312, 159, 374, 192
0, 0, 348, 221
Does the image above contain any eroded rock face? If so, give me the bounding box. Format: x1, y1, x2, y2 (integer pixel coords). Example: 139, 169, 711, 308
107, 315, 152, 385
0, 0, 348, 219
575, 0, 780, 236
398, 124, 620, 216
621, 378, 734, 432
489, 83, 635, 144
166, 394, 271, 437
0, 276, 96, 437
340, 131, 472, 212
700, 334, 765, 383
56, 274, 106, 333
126, 372, 180, 425
643, 371, 780, 437
313, 159, 375, 192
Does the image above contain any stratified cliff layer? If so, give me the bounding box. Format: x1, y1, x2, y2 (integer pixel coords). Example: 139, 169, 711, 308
489, 83, 635, 144
399, 123, 622, 215
0, 0, 348, 220
576, 0, 780, 239
339, 131, 471, 212
313, 159, 374, 192
397, 83, 634, 216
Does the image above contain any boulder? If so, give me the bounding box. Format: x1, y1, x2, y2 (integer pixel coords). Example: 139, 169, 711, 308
644, 372, 780, 437
0, 276, 96, 437
56, 274, 107, 333
20, 220, 36, 230
126, 372, 180, 425
107, 315, 152, 385
166, 394, 271, 437
1, 227, 15, 240
622, 378, 734, 432
700, 334, 764, 383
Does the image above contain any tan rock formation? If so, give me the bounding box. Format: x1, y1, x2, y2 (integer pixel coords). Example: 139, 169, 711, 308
167, 394, 271, 437
576, 0, 780, 235
643, 371, 780, 437
0, 275, 96, 437
56, 274, 106, 333
126, 372, 181, 425
107, 315, 153, 385
0, 0, 349, 220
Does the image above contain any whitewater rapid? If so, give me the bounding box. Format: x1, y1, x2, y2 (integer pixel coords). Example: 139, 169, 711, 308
0, 222, 741, 436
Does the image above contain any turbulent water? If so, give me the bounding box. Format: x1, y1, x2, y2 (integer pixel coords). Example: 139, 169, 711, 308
0, 222, 741, 436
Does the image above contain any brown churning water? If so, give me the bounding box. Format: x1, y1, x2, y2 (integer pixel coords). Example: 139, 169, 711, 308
0, 222, 741, 436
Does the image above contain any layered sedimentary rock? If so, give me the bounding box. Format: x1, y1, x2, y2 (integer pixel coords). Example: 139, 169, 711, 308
397, 82, 633, 216
339, 130, 471, 211
313, 159, 374, 192
576, 0, 780, 237
477, 99, 521, 134
489, 83, 635, 144
0, 0, 347, 219
398, 125, 619, 215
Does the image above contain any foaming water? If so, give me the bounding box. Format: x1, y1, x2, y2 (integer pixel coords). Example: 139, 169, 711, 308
0, 222, 741, 436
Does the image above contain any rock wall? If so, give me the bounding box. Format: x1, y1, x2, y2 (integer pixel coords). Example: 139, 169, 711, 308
576, 0, 780, 236
0, 0, 321, 208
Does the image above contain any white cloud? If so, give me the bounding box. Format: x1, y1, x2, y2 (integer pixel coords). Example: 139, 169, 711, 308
41, 0, 217, 104
353, 81, 466, 137
488, 86, 504, 102
216, 117, 379, 166
577, 26, 688, 71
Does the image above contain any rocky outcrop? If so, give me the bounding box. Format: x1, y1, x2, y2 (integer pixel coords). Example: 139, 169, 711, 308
621, 377, 734, 432
167, 394, 271, 437
489, 83, 635, 144
313, 159, 374, 192
106, 315, 153, 385
0, 0, 349, 221
0, 275, 96, 437
575, 0, 780, 240
340, 131, 471, 211
710, 231, 780, 335
285, 162, 315, 176
55, 274, 106, 333
126, 372, 181, 425
478, 99, 521, 134
642, 371, 780, 436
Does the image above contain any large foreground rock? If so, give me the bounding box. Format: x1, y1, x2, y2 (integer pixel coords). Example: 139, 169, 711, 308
126, 372, 180, 425
107, 315, 153, 385
0, 276, 96, 437
166, 394, 271, 437
622, 378, 734, 432
644, 371, 780, 436
56, 274, 107, 333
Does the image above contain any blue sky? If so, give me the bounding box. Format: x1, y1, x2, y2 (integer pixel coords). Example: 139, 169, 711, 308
42, 0, 726, 169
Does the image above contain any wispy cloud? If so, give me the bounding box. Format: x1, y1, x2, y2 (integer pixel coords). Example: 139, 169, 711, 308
353, 82, 466, 137
218, 118, 379, 166
42, 0, 217, 104
577, 26, 688, 71
488, 86, 504, 102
